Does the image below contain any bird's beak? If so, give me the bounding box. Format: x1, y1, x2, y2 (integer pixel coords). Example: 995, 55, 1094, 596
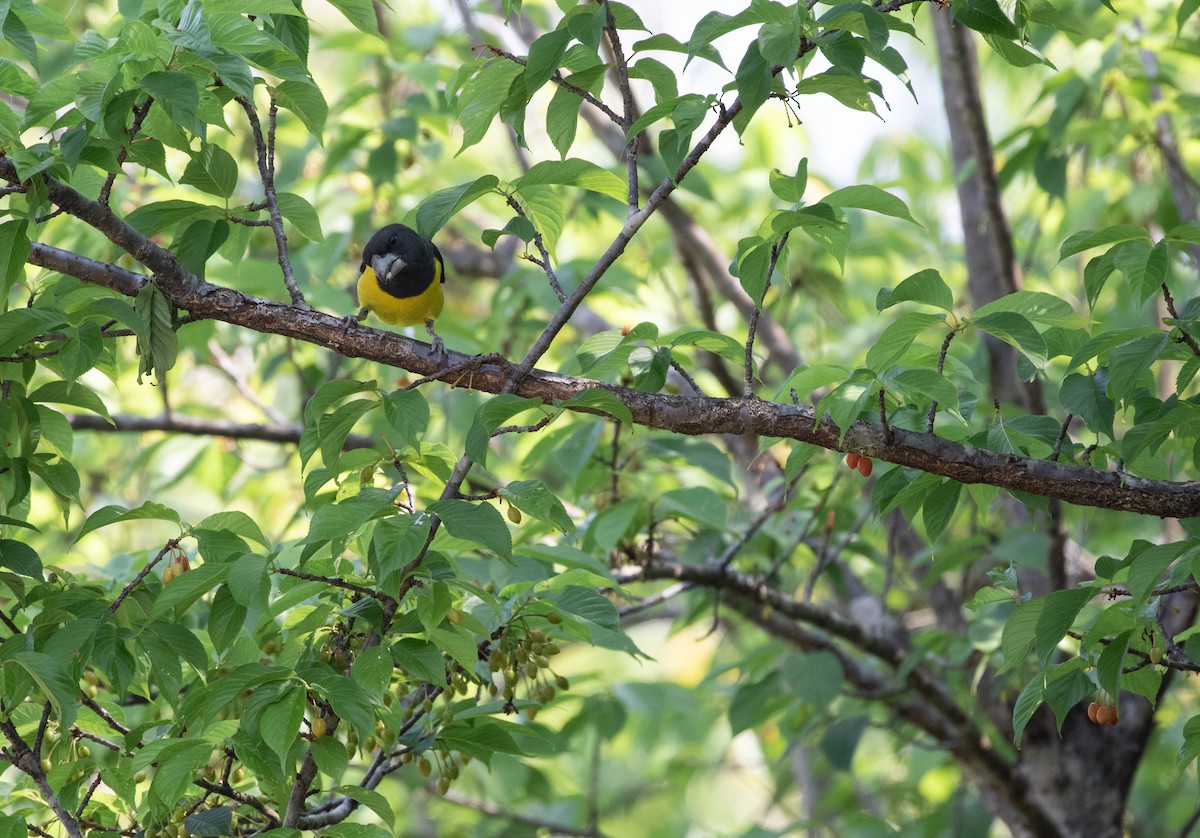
372, 253, 406, 282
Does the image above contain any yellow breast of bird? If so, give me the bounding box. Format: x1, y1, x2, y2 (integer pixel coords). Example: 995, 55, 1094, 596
357, 264, 444, 327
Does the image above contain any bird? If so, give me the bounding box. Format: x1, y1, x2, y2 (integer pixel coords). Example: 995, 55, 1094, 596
353, 223, 447, 361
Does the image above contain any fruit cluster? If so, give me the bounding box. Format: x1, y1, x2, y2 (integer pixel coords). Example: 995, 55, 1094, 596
845, 452, 873, 477
161, 547, 191, 584
1087, 699, 1118, 726
486, 621, 568, 720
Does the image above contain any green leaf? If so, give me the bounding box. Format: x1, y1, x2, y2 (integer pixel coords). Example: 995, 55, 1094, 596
1127, 542, 1185, 605
209, 585, 248, 654
350, 645, 392, 697
141, 71, 199, 131
59, 323, 104, 381
876, 269, 953, 312
11, 651, 75, 727
1113, 239, 1169, 303
512, 158, 627, 202
524, 27, 571, 94
464, 394, 545, 468
392, 638, 446, 684
0, 308, 67, 355
0, 539, 40, 579
888, 368, 959, 411
982, 34, 1053, 68
413, 176, 499, 239
457, 59, 524, 153
795, 71, 880, 114
1106, 333, 1168, 403
276, 192, 325, 242
227, 553, 272, 610
28, 380, 112, 423
974, 291, 1087, 329
150, 563, 232, 621
822, 184, 920, 225
126, 200, 225, 236
135, 282, 178, 383
1001, 598, 1043, 670
148, 741, 213, 807
553, 585, 619, 630
1059, 373, 1114, 439
260, 683, 305, 769
921, 479, 961, 542
729, 672, 785, 734
318, 398, 378, 472
669, 329, 745, 365
1096, 630, 1130, 702
325, 0, 380, 36
197, 510, 271, 549
76, 501, 180, 541
181, 143, 238, 199
865, 312, 944, 371
814, 370, 875, 440
560, 389, 633, 425
0, 221, 30, 297
185, 808, 234, 838
660, 486, 726, 528
332, 786, 394, 826
732, 40, 772, 134
950, 0, 1019, 37
512, 185, 565, 255
429, 499, 513, 560
500, 479, 575, 535
1058, 225, 1148, 261
768, 158, 808, 203
547, 84, 584, 157
1033, 588, 1091, 666
972, 311, 1047, 368
1011, 671, 1044, 747
275, 79, 327, 139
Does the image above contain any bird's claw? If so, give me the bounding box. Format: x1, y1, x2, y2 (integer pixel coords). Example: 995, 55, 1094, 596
429, 335, 449, 365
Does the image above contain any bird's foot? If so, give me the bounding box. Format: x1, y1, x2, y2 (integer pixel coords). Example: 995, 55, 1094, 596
426, 319, 449, 364
342, 307, 368, 329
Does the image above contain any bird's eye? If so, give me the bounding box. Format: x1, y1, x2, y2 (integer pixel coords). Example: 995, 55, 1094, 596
388, 235, 397, 246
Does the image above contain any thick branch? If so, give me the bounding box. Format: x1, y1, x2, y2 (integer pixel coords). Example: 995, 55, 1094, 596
620, 558, 1058, 836
22, 242, 1200, 517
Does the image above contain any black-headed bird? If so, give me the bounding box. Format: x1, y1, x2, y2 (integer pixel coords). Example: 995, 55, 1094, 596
354, 223, 447, 361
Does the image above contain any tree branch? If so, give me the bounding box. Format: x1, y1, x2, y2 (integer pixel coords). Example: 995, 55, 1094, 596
17, 238, 1200, 517
68, 413, 375, 449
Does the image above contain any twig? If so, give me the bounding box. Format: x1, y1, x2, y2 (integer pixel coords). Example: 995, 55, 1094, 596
69, 412, 374, 449
879, 387, 893, 444
602, 0, 638, 210
505, 194, 565, 301
0, 718, 84, 838
236, 93, 306, 307
668, 359, 705, 396
618, 581, 693, 618
109, 540, 178, 615
194, 779, 282, 826
99, 97, 154, 207
1162, 283, 1200, 357
744, 232, 790, 396
1051, 414, 1072, 462
926, 328, 957, 432
275, 567, 395, 606
73, 772, 102, 820
484, 45, 623, 126
79, 694, 131, 738
493, 414, 555, 435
